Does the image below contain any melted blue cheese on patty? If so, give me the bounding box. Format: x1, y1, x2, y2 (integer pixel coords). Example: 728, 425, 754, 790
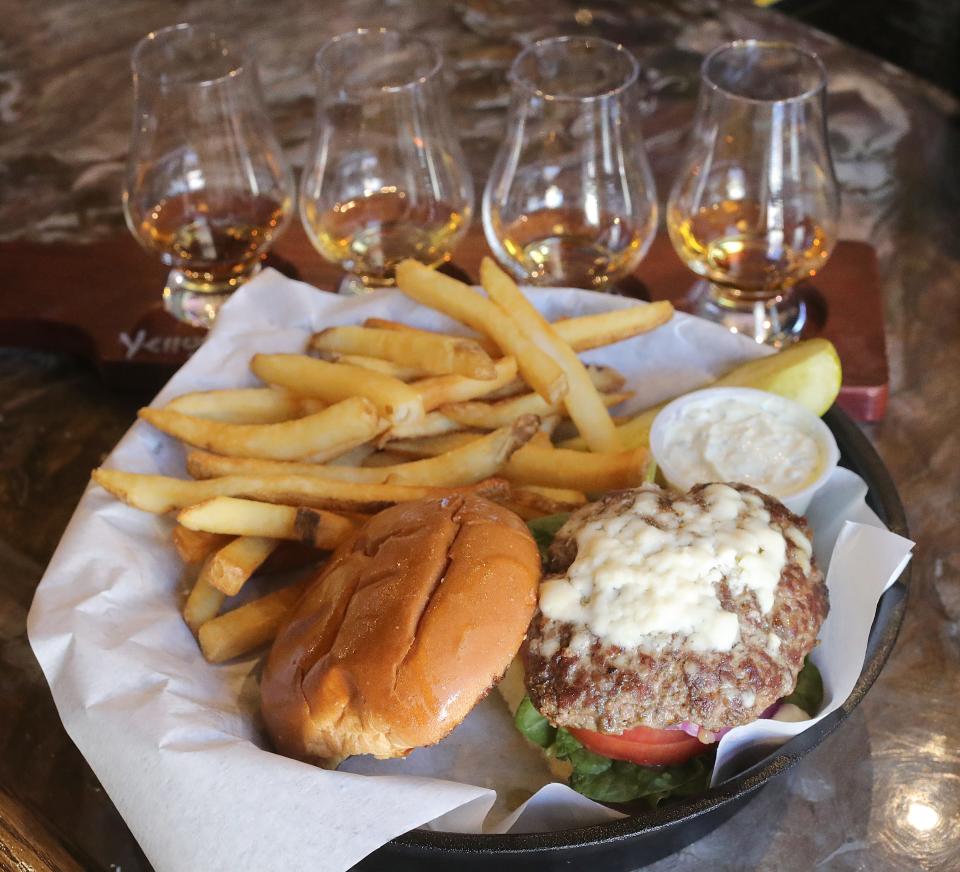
538, 484, 789, 652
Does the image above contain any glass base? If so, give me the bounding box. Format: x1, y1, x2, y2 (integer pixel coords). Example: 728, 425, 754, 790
687, 281, 806, 348
336, 274, 394, 296
162, 264, 262, 329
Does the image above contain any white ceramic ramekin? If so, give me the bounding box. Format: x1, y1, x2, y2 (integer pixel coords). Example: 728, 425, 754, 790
649, 386, 840, 515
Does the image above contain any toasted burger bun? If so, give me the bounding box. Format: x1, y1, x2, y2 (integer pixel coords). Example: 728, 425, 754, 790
261, 494, 541, 764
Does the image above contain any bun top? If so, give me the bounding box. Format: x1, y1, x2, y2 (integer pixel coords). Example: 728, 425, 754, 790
261, 494, 541, 763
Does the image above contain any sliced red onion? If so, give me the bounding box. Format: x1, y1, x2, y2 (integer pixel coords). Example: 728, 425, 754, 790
668, 701, 783, 744
757, 700, 782, 720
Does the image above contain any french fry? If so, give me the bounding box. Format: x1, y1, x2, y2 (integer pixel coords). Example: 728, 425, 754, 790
503, 443, 648, 492
187, 419, 536, 487
166, 388, 325, 425
313, 351, 427, 382
440, 390, 630, 430
183, 567, 226, 633
472, 377, 529, 402
202, 536, 280, 596
364, 316, 434, 332
439, 394, 543, 431
198, 578, 309, 663
360, 451, 413, 468
384, 432, 485, 459
310, 326, 497, 380
506, 485, 587, 518
139, 397, 382, 462
384, 417, 537, 485
514, 485, 587, 508
516, 484, 587, 503
251, 354, 421, 425
363, 317, 499, 356
186, 449, 384, 483
326, 443, 377, 467
483, 364, 626, 401
481, 257, 621, 453
396, 260, 568, 403
382, 411, 466, 442
498, 500, 546, 521
412, 356, 518, 411
585, 366, 628, 394
552, 301, 674, 350
363, 318, 492, 348
365, 305, 674, 354
93, 468, 227, 513
179, 497, 298, 537
177, 497, 358, 549
527, 431, 554, 448
171, 525, 232, 565
93, 468, 511, 514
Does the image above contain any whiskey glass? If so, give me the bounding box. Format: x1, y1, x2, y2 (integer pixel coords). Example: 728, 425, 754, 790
123, 23, 294, 328
667, 40, 840, 346
483, 37, 657, 291
300, 28, 474, 295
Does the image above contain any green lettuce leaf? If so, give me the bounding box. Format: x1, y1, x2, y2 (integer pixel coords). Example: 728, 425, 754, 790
571, 755, 712, 805
549, 727, 583, 759
514, 697, 556, 748
553, 730, 613, 776
782, 656, 824, 716
526, 513, 569, 561
514, 696, 714, 807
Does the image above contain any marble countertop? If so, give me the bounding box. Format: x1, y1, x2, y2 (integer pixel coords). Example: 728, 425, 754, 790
1, 1, 958, 870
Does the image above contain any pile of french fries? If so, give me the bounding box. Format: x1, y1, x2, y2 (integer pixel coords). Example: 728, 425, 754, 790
91, 257, 673, 665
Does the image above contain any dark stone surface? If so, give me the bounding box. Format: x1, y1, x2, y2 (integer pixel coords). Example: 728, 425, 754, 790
1, 1, 958, 870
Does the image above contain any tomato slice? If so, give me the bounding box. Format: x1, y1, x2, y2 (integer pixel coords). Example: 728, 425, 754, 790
568, 724, 711, 766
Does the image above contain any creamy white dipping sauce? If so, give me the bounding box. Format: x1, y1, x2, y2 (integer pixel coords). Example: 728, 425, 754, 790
538, 484, 789, 653
658, 397, 822, 498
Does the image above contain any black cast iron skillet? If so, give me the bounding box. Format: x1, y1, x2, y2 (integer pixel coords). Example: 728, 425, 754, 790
356, 406, 911, 871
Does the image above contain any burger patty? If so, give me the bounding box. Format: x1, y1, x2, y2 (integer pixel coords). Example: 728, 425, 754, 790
524, 483, 829, 734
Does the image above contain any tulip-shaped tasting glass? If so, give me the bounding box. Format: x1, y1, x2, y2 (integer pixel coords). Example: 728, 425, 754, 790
483, 36, 658, 291
123, 24, 294, 328
300, 28, 474, 295
667, 40, 840, 345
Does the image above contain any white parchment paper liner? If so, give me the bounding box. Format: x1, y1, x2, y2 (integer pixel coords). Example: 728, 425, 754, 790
28, 269, 914, 872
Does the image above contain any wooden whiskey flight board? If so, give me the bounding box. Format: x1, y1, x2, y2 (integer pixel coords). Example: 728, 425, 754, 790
0, 224, 888, 420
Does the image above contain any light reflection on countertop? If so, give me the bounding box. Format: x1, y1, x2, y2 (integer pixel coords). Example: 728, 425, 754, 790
874, 773, 960, 867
